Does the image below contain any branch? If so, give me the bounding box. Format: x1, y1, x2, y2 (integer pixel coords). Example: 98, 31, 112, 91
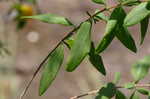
19, 5, 114, 99
70, 84, 150, 99
20, 0, 147, 98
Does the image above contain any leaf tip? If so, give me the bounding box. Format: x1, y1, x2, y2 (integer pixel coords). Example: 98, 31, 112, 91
65, 65, 74, 72
39, 83, 48, 96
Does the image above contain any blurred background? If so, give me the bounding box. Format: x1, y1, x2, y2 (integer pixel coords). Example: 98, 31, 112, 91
0, 0, 150, 99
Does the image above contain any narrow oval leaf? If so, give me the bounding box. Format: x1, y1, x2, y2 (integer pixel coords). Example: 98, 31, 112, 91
64, 36, 74, 49
96, 83, 116, 99
115, 90, 127, 99
140, 16, 149, 45
137, 88, 149, 95
113, 72, 121, 84
96, 7, 129, 54
92, 0, 106, 4
124, 82, 135, 89
89, 43, 106, 75
120, 0, 139, 5
111, 7, 137, 53
130, 92, 140, 99
131, 56, 150, 81
131, 61, 150, 81
22, 14, 73, 26
66, 21, 92, 72
96, 20, 117, 54
94, 10, 109, 22
39, 44, 64, 95
124, 2, 150, 26
116, 26, 137, 53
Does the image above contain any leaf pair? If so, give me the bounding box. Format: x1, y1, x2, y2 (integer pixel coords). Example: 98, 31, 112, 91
96, 83, 117, 99
96, 7, 137, 54
65, 24, 106, 75
96, 82, 128, 99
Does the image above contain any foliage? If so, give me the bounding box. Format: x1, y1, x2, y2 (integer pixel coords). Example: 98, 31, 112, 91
7, 0, 150, 98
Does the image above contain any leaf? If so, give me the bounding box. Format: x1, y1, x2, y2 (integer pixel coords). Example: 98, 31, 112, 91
96, 7, 127, 54
130, 91, 140, 99
124, 2, 150, 27
109, 7, 126, 26
117, 0, 138, 4
115, 90, 127, 99
92, 0, 106, 4
137, 88, 149, 95
64, 36, 74, 49
124, 82, 135, 89
148, 92, 150, 99
140, 16, 149, 45
96, 20, 117, 54
22, 14, 73, 26
121, 0, 140, 5
131, 56, 150, 81
89, 42, 106, 75
94, 10, 109, 22
113, 72, 121, 84
39, 44, 64, 95
111, 7, 137, 53
95, 83, 116, 99
66, 21, 92, 72
115, 26, 137, 53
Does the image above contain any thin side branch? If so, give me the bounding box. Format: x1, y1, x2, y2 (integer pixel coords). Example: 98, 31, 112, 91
70, 84, 150, 99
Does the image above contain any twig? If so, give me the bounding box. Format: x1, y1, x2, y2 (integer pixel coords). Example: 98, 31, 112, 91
70, 84, 150, 99
70, 89, 99, 99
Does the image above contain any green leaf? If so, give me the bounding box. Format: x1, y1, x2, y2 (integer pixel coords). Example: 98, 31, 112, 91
92, 0, 106, 4
115, 90, 127, 99
124, 2, 150, 27
66, 21, 92, 72
120, 0, 139, 5
89, 42, 106, 75
96, 20, 117, 53
64, 36, 74, 49
137, 88, 149, 95
111, 7, 137, 53
96, 83, 116, 99
39, 44, 64, 95
113, 72, 121, 84
148, 92, 150, 99
115, 26, 137, 53
22, 14, 73, 26
140, 16, 149, 45
131, 56, 150, 81
124, 82, 135, 89
94, 10, 109, 22
110, 7, 126, 26
130, 92, 140, 99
